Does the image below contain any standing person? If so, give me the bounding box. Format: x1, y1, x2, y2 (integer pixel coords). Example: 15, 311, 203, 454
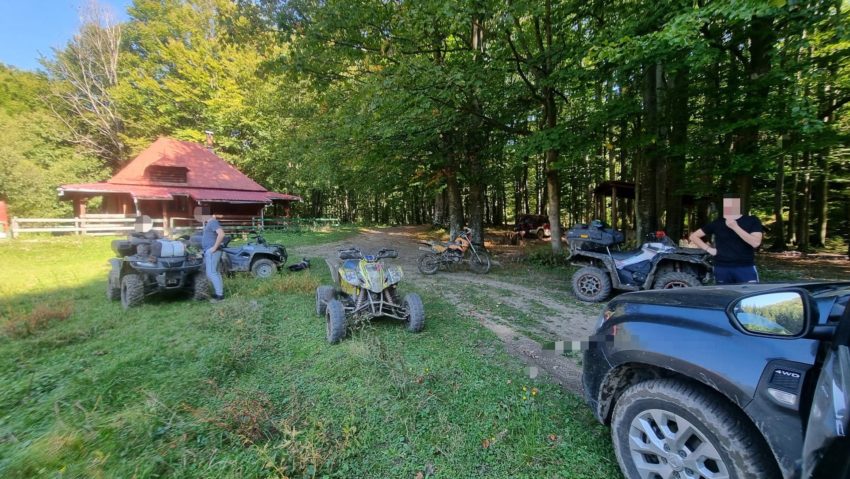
689, 194, 763, 284
201, 208, 226, 301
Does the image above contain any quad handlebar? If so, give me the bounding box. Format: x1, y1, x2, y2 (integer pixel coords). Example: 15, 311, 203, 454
338, 247, 398, 260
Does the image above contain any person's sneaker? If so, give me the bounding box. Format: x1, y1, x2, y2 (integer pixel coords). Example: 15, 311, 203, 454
210, 295, 224, 303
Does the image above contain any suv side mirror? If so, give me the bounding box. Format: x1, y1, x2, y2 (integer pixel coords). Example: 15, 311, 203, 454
731, 290, 808, 337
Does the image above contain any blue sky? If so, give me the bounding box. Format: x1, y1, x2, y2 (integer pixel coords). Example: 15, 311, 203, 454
0, 0, 133, 71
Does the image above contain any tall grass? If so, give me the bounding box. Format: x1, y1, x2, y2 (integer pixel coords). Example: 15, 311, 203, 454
0, 231, 618, 478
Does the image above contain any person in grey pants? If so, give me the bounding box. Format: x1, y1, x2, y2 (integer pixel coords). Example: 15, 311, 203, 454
201, 212, 225, 301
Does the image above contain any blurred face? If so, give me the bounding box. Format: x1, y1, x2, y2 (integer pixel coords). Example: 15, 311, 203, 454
723, 198, 741, 217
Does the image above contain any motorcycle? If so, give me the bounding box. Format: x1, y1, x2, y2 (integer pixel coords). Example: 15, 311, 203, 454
417, 227, 491, 275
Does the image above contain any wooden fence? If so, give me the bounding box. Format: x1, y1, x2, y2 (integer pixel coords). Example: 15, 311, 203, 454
9, 215, 165, 238
7, 215, 341, 238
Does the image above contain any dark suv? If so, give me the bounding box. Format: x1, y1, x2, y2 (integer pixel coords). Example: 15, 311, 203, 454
582, 282, 850, 479
514, 214, 552, 239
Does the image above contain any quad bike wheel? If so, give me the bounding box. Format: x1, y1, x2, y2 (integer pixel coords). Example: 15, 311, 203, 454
468, 251, 491, 274
251, 258, 277, 278
192, 272, 211, 300
611, 379, 779, 479
120, 274, 145, 309
404, 293, 425, 333
417, 253, 439, 275
316, 285, 336, 316
325, 299, 347, 344
572, 266, 612, 302
654, 271, 700, 290
107, 270, 120, 301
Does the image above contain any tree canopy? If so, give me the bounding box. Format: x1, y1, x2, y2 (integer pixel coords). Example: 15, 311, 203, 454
1, 0, 848, 252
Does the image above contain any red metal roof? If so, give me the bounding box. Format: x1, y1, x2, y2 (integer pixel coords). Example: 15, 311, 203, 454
109, 137, 265, 191
58, 183, 301, 204
59, 137, 301, 203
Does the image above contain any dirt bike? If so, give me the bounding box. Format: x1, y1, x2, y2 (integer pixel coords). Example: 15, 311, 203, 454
567, 221, 713, 302
417, 227, 491, 274
315, 247, 424, 344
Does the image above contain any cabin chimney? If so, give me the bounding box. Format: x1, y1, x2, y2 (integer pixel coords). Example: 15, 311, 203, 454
204, 130, 214, 150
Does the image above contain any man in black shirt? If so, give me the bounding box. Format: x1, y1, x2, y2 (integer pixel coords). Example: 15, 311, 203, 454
689, 195, 763, 284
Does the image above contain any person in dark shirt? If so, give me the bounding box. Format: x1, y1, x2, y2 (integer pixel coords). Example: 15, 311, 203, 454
689, 195, 763, 284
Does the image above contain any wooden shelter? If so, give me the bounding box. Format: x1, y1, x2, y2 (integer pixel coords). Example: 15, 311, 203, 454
593, 181, 703, 241
59, 138, 300, 230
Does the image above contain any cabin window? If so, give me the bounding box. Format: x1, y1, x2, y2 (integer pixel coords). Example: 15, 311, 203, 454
147, 166, 188, 183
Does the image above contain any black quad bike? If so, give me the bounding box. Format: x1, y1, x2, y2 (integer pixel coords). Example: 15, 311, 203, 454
188, 231, 288, 279
315, 247, 424, 344
417, 227, 491, 274
566, 220, 713, 302
108, 217, 208, 309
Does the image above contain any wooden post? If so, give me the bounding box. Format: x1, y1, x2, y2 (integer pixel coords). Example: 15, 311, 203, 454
11, 217, 18, 239
612, 186, 618, 230
161, 201, 170, 236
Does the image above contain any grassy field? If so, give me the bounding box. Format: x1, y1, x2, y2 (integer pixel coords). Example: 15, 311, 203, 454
0, 231, 619, 478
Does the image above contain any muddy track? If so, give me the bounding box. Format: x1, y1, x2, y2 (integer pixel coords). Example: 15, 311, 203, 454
293, 226, 599, 394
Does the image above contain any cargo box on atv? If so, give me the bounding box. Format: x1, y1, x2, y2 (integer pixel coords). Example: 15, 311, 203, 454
566, 222, 624, 250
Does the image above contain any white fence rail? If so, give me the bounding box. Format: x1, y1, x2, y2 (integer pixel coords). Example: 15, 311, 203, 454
10, 216, 165, 238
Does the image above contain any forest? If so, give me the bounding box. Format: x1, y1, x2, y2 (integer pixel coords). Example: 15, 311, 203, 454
0, 0, 848, 253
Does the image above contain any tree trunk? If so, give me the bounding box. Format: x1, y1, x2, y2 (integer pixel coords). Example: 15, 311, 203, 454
446, 170, 463, 239
434, 187, 446, 226
787, 152, 798, 245
468, 180, 485, 245
665, 66, 688, 241
771, 152, 786, 250
796, 152, 811, 252
732, 16, 775, 210
812, 152, 828, 247
636, 64, 659, 242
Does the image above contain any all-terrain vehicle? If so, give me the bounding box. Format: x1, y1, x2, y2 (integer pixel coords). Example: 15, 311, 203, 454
218, 232, 288, 278
108, 217, 209, 309
417, 227, 491, 274
567, 220, 712, 302
315, 247, 424, 344
187, 230, 288, 278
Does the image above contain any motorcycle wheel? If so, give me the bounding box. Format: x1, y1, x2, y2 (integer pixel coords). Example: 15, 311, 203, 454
571, 266, 612, 302
468, 250, 491, 274
417, 253, 439, 275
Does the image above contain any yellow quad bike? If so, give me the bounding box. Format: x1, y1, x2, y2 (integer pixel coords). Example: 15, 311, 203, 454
315, 247, 424, 344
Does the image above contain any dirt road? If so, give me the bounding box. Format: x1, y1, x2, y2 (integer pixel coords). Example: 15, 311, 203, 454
293, 226, 602, 394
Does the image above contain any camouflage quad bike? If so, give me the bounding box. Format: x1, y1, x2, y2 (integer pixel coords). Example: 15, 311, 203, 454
188, 231, 288, 278
567, 220, 713, 302
315, 247, 424, 344
107, 216, 208, 309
